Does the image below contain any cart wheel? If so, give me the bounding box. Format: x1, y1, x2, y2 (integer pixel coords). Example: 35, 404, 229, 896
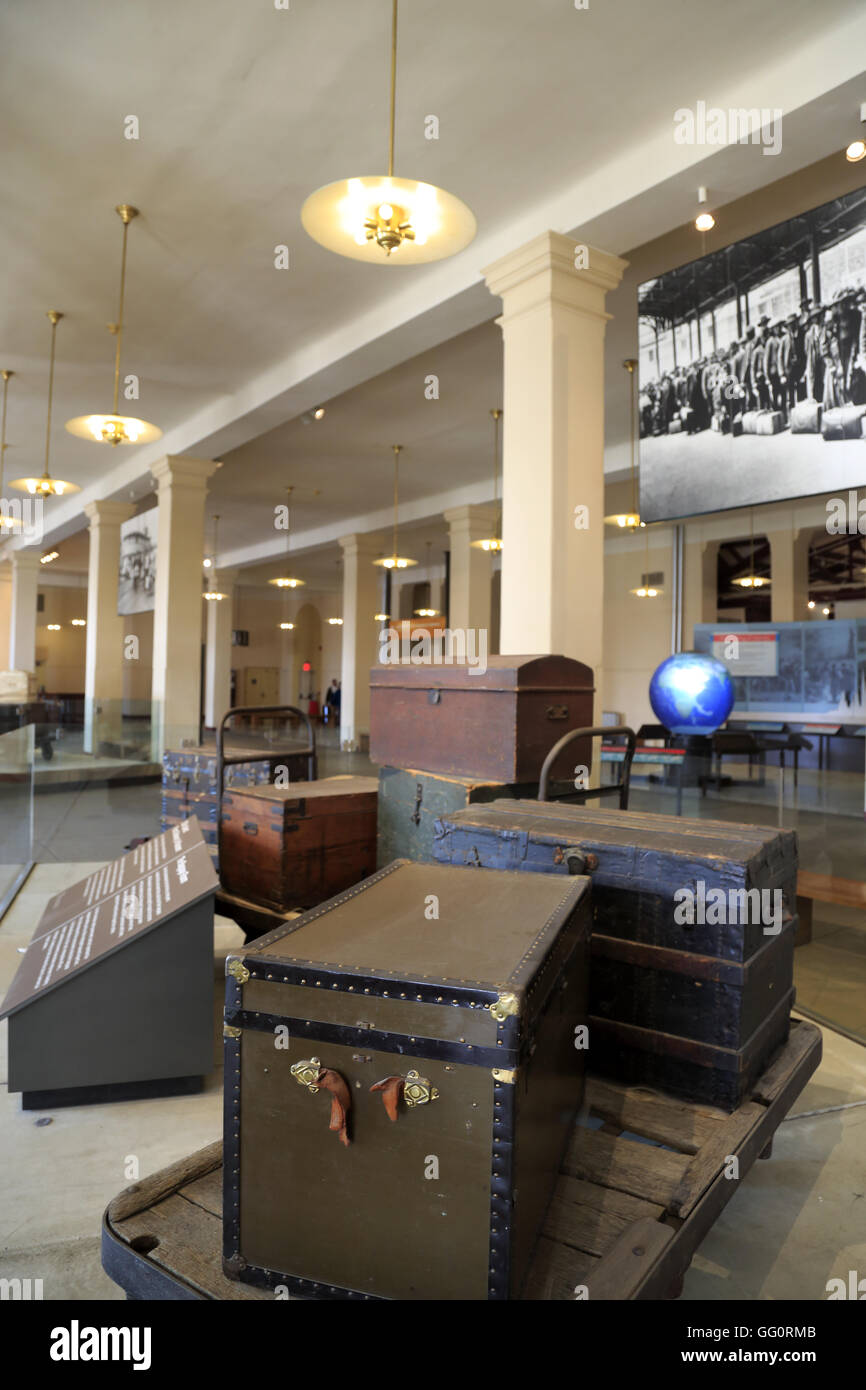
759, 1139, 773, 1160
41, 741, 54, 761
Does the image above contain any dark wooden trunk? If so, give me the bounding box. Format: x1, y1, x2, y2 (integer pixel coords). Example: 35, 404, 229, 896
432, 801, 798, 1110
219, 776, 378, 911
433, 800, 797, 959
222, 860, 591, 1300
369, 655, 594, 782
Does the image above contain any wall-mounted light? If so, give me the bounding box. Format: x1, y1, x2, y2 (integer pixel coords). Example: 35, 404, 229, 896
807, 600, 816, 610
46, 623, 61, 631
328, 617, 343, 626
279, 621, 295, 631
71, 618, 86, 627
41, 550, 60, 564
374, 613, 390, 622
845, 103, 866, 161
695, 186, 715, 232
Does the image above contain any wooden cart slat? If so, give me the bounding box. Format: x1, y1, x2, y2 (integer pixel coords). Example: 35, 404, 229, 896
101, 1020, 822, 1301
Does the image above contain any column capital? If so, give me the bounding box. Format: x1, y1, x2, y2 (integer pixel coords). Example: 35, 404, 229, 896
83, 499, 137, 528
11, 550, 43, 572
150, 455, 222, 490
483, 231, 628, 320
339, 532, 385, 559
444, 503, 500, 540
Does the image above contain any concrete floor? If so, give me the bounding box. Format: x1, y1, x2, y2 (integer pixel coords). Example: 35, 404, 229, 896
1, 857, 865, 1301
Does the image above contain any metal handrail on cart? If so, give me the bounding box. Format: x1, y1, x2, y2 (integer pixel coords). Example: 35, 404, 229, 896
538, 724, 637, 808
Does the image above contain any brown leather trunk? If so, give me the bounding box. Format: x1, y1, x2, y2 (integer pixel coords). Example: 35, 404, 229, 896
222, 860, 591, 1300
369, 655, 594, 782
219, 776, 378, 911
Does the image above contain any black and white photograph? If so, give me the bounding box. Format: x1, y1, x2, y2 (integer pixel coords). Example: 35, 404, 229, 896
117, 506, 157, 615
639, 186, 866, 524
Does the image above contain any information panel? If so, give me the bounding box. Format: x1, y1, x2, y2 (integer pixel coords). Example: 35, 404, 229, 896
0, 817, 217, 1019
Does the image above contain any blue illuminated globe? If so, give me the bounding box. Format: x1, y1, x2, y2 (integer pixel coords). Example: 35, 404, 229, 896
649, 651, 735, 736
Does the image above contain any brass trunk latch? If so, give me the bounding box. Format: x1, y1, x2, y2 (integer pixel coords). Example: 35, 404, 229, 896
226, 958, 250, 984
402, 1070, 439, 1107
290, 1057, 322, 1093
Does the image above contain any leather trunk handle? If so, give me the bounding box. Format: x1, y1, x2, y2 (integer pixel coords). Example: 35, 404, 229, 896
370, 1075, 404, 1120
290, 1058, 352, 1146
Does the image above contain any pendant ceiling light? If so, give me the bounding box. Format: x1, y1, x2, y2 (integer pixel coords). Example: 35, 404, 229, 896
606, 360, 644, 530
65, 205, 162, 448
414, 539, 440, 615
0, 370, 23, 528
630, 524, 662, 598
10, 312, 80, 497
203, 514, 227, 601
473, 408, 504, 552
373, 446, 416, 568
732, 509, 770, 589
269, 486, 320, 598
302, 1, 476, 264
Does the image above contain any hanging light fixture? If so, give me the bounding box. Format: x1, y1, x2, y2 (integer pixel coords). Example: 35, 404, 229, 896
606, 360, 644, 529
845, 103, 866, 161
0, 370, 23, 528
472, 409, 504, 552
373, 446, 416, 569
732, 510, 770, 589
269, 486, 314, 589
694, 185, 715, 232
10, 312, 80, 497
302, 1, 476, 264
630, 523, 662, 598
414, 539, 440, 615
203, 514, 228, 601
65, 206, 162, 448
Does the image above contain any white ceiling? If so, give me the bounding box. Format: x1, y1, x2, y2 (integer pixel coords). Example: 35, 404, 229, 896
2, 0, 865, 571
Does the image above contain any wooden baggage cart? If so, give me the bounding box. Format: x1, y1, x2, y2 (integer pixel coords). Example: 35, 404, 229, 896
101, 1019, 820, 1301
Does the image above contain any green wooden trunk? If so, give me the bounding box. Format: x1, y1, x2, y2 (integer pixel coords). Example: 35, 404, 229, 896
222, 860, 591, 1300
376, 765, 538, 867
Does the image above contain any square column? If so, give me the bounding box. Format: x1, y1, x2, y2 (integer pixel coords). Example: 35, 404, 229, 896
444, 503, 497, 635
150, 456, 221, 756
83, 500, 136, 754
338, 534, 382, 751
484, 233, 627, 721
769, 528, 812, 623
9, 551, 41, 675
204, 569, 238, 730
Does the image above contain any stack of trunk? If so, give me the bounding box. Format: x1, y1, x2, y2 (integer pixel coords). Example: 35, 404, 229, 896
369, 656, 595, 865
161, 743, 313, 861
433, 800, 799, 1110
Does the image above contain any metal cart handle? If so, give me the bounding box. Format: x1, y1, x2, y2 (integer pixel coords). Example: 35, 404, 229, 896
216, 703, 317, 841
538, 725, 637, 809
